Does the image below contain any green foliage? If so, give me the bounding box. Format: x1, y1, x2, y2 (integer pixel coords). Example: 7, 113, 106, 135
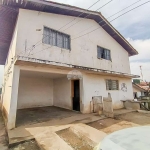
133, 79, 140, 84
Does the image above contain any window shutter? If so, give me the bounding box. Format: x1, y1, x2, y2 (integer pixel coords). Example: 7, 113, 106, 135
43, 27, 50, 44
50, 30, 57, 46
43, 27, 70, 50
97, 47, 103, 58
106, 50, 111, 60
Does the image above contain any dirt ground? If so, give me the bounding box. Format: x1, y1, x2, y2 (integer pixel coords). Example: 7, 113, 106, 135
57, 128, 94, 150
9, 140, 40, 150
88, 112, 150, 134
0, 112, 40, 150
1, 111, 150, 149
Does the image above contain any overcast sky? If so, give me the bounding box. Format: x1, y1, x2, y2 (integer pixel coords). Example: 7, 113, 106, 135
0, 0, 150, 86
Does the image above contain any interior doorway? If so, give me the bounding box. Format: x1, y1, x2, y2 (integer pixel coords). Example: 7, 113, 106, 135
72, 80, 80, 111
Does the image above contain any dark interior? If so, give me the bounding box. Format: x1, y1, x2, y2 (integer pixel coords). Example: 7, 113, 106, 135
73, 80, 80, 111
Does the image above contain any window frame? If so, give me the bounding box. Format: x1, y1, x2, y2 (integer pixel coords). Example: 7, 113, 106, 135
42, 26, 71, 50
97, 46, 111, 61
106, 79, 119, 90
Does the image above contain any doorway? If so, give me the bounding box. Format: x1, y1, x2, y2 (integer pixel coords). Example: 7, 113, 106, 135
72, 80, 80, 111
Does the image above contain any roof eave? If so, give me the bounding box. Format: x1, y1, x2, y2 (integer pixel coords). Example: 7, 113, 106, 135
0, 0, 138, 65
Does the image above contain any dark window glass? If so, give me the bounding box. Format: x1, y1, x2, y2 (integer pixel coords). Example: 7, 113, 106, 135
97, 46, 111, 60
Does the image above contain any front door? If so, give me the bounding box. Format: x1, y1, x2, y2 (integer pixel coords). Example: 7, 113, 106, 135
72, 80, 80, 111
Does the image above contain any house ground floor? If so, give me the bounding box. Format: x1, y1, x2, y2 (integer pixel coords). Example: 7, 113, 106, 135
1, 63, 134, 129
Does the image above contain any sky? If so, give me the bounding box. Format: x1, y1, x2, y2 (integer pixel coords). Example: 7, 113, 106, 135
0, 0, 150, 86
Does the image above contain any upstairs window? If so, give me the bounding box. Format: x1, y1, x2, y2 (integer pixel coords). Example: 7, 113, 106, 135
97, 46, 111, 60
106, 80, 119, 90
43, 27, 70, 50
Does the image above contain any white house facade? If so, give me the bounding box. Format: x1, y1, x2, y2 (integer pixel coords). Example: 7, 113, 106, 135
0, 0, 139, 129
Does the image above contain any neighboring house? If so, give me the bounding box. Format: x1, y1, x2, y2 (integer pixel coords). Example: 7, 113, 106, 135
0, 0, 139, 129
132, 83, 146, 98
140, 82, 150, 92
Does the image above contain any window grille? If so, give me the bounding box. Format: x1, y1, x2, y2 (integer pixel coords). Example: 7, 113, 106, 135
106, 80, 119, 90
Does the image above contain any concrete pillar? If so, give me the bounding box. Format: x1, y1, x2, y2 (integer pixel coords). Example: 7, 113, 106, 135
7, 66, 20, 129
80, 78, 84, 113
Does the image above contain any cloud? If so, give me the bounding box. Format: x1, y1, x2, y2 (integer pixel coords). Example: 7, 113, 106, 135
50, 0, 150, 81
128, 38, 150, 81
50, 0, 150, 39
0, 0, 149, 85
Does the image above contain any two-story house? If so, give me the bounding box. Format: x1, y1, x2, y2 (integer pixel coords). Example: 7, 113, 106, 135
0, 0, 139, 129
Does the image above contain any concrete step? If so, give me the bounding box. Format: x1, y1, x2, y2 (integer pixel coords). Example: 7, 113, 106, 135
8, 114, 106, 145
35, 124, 106, 150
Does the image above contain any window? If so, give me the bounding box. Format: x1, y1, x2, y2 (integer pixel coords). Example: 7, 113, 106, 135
106, 80, 119, 90
43, 27, 70, 50
97, 46, 111, 60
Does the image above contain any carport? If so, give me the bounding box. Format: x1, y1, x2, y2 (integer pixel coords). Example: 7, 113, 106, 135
15, 69, 82, 127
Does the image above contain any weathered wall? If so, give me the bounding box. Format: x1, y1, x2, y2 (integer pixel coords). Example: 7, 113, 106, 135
16, 9, 131, 74
17, 77, 53, 109
82, 73, 134, 113
53, 77, 71, 110
1, 17, 19, 129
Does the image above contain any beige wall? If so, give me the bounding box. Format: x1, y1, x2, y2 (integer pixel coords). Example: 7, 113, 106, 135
16, 9, 131, 74
53, 77, 71, 110
17, 77, 53, 109
82, 73, 134, 113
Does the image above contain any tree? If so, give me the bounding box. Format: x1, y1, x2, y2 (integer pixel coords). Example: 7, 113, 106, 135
133, 79, 140, 84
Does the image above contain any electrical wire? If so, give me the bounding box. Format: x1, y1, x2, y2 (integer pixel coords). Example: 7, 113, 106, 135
24, 0, 143, 54
72, 0, 143, 37
23, 0, 102, 51
62, 0, 113, 32
29, 1, 150, 56
72, 1, 150, 40
19, 0, 113, 56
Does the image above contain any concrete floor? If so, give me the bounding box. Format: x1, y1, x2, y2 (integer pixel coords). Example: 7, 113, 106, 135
16, 106, 81, 127
10, 107, 105, 145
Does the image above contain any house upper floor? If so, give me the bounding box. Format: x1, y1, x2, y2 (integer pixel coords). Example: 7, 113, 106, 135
0, 0, 138, 75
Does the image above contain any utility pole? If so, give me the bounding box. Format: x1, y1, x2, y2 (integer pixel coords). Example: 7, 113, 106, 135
140, 66, 143, 81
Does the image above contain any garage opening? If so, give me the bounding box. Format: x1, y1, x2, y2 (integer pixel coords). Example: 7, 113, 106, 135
16, 70, 76, 127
